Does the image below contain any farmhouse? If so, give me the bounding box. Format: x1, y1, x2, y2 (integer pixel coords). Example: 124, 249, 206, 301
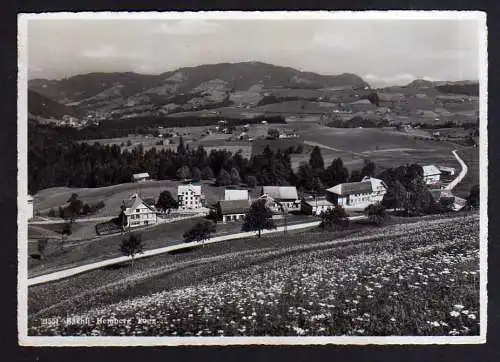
131, 172, 151, 183
217, 199, 250, 223
122, 194, 157, 228
326, 176, 387, 209
178, 184, 204, 210
261, 186, 301, 211
224, 188, 249, 201
422, 165, 441, 185
301, 198, 335, 216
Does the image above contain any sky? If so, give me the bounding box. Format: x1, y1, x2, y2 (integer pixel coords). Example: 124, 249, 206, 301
25, 15, 483, 87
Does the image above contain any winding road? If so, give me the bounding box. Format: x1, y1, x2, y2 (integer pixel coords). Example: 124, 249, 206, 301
445, 150, 468, 191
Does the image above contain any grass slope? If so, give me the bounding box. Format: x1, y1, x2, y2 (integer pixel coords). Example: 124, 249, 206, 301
28, 212, 479, 336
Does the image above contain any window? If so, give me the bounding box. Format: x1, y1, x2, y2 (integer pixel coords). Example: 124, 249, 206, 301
136, 209, 140, 213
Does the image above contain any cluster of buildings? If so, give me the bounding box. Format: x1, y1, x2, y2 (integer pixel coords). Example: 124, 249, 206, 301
103, 162, 459, 230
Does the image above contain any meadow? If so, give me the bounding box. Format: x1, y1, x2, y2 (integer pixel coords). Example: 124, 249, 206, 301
28, 213, 480, 337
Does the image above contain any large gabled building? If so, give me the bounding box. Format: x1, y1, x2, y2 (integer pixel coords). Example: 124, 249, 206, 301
217, 199, 251, 223
122, 194, 157, 228
325, 176, 387, 210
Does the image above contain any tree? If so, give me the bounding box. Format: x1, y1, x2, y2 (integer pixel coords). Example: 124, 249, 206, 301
230, 167, 241, 185
183, 221, 216, 247
176, 165, 191, 180
246, 175, 257, 188
65, 193, 83, 222
349, 170, 362, 182
116, 204, 128, 231
382, 180, 407, 210
177, 136, 186, 155
364, 203, 386, 225
404, 178, 435, 216
311, 176, 324, 197
241, 199, 276, 237
323, 158, 349, 186
120, 233, 144, 266
191, 167, 201, 182
206, 209, 221, 224
309, 146, 325, 172
201, 166, 214, 180
156, 190, 179, 214
467, 184, 480, 209
267, 128, 280, 140
319, 205, 349, 230
297, 162, 314, 191
216, 169, 232, 186
361, 160, 376, 178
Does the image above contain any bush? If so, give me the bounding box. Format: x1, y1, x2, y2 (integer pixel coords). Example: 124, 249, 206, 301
320, 205, 349, 230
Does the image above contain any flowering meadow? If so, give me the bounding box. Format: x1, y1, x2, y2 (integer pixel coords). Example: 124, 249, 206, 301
29, 214, 480, 336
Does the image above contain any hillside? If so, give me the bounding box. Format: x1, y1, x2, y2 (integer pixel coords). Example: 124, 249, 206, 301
28, 90, 83, 120
28, 62, 369, 116
28, 213, 479, 336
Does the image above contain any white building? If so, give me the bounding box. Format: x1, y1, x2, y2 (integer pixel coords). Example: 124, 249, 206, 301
422, 165, 442, 185
224, 188, 249, 201
132, 172, 151, 183
301, 198, 335, 216
217, 199, 250, 223
326, 176, 387, 210
27, 195, 34, 221
122, 194, 157, 228
178, 184, 203, 210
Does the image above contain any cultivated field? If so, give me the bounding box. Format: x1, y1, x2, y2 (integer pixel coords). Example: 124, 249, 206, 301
28, 212, 480, 336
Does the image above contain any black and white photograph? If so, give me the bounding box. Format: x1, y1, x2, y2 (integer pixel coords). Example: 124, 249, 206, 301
18, 11, 487, 345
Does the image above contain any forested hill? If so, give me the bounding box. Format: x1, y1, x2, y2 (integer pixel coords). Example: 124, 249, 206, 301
28, 90, 84, 119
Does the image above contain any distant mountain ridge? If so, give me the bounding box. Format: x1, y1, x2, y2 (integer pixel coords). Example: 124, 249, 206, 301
28, 90, 83, 120
28, 61, 370, 106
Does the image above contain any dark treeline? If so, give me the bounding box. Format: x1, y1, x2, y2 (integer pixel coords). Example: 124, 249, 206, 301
28, 124, 295, 194
327, 116, 390, 129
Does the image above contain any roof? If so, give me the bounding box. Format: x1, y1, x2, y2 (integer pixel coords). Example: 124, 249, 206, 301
327, 180, 373, 196
132, 172, 150, 180
423, 165, 441, 176
218, 199, 250, 215
178, 184, 202, 195
303, 199, 334, 207
262, 186, 298, 200
123, 194, 156, 212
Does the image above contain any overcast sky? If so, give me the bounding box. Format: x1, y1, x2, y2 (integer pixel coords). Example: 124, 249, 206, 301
26, 16, 482, 87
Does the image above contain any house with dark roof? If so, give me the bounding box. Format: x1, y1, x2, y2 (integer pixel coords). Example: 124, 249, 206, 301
261, 186, 301, 212
122, 193, 157, 228
325, 176, 387, 210
217, 199, 250, 223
